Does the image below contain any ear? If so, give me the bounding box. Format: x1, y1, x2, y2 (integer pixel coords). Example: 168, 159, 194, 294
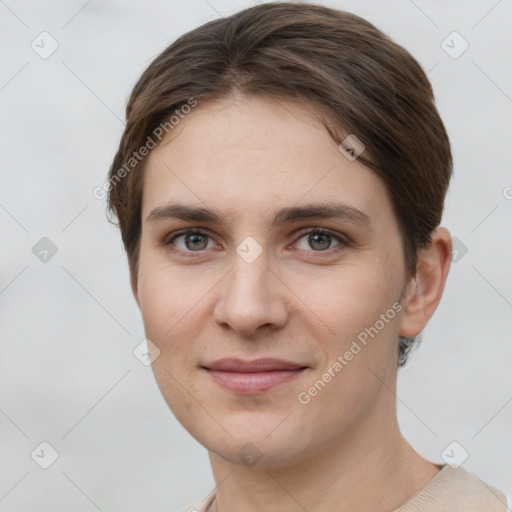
399, 227, 452, 337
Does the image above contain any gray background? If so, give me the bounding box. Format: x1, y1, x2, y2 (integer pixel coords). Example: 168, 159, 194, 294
1, 0, 511, 510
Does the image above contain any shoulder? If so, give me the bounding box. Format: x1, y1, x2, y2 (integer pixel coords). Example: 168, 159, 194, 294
173, 470, 510, 512
399, 465, 508, 511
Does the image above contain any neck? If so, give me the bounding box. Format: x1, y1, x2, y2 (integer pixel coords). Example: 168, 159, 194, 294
207, 394, 439, 511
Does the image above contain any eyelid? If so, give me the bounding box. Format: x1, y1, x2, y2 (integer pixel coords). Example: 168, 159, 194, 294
293, 226, 352, 246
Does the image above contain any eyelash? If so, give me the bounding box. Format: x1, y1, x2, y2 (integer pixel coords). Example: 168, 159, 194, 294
162, 227, 351, 257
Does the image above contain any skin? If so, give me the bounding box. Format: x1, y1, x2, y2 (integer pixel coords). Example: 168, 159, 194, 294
131, 94, 452, 512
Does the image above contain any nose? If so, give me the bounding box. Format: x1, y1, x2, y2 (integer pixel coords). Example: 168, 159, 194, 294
213, 249, 289, 337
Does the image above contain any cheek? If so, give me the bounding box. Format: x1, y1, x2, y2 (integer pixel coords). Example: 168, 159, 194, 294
294, 290, 400, 434
292, 263, 398, 337
136, 264, 183, 348
136, 258, 217, 366
292, 261, 402, 402
137, 247, 194, 327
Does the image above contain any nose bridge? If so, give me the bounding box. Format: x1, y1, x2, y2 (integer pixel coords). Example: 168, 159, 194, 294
214, 243, 287, 335
229, 246, 272, 307
229, 232, 271, 294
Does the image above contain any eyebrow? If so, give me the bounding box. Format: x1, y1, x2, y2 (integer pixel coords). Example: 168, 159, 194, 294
146, 201, 372, 229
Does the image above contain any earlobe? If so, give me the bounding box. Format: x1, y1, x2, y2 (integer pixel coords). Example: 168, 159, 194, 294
399, 227, 452, 338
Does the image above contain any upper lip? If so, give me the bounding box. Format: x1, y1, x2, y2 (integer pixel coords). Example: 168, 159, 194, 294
203, 358, 308, 372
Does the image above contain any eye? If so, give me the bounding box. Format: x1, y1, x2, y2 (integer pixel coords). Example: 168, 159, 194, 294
163, 227, 349, 256
294, 228, 348, 253
164, 229, 216, 252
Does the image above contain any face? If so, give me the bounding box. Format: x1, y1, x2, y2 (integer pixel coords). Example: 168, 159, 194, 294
133, 94, 410, 468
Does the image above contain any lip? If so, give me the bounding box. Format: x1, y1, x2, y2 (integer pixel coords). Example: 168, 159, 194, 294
204, 357, 307, 372
202, 358, 309, 394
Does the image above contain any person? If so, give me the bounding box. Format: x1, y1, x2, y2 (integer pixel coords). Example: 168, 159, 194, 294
105, 2, 509, 511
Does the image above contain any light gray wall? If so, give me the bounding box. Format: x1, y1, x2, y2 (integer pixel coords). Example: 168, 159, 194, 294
1, 0, 511, 510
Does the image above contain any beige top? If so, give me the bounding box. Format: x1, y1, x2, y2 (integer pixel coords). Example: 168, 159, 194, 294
178, 464, 509, 512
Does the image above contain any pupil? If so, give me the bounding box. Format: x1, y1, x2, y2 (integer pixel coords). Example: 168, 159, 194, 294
310, 233, 330, 251
187, 233, 207, 250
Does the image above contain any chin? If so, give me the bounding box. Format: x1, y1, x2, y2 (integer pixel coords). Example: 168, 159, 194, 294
206, 434, 312, 470
186, 412, 321, 470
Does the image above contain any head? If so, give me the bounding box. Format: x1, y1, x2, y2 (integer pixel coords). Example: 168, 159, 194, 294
106, 2, 452, 467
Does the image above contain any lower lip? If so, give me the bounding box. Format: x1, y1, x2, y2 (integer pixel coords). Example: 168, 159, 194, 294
205, 368, 307, 394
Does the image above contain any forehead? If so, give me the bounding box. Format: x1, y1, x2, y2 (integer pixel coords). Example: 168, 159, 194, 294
141, 95, 391, 226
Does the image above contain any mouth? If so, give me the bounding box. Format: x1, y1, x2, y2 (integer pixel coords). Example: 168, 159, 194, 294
201, 358, 309, 394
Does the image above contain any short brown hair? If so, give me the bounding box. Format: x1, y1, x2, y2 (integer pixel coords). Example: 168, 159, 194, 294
106, 1, 453, 365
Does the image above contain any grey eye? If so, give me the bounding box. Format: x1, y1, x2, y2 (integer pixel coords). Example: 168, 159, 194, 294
173, 232, 212, 251
295, 232, 341, 251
